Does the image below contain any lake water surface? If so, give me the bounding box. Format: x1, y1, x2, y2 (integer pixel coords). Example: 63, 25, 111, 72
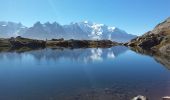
0, 46, 170, 100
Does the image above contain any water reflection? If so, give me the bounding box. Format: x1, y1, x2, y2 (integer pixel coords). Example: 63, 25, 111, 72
130, 46, 170, 70
154, 55, 170, 70
0, 46, 170, 100
0, 46, 128, 63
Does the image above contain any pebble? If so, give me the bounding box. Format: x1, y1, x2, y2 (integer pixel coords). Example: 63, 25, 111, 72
162, 96, 170, 100
132, 95, 148, 100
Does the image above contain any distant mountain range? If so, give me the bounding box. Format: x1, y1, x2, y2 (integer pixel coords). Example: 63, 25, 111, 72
0, 21, 136, 42
0, 21, 27, 38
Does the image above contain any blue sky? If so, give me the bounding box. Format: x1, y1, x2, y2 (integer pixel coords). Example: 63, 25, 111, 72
0, 0, 170, 35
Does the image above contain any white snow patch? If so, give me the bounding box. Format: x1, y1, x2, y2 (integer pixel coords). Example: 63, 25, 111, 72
91, 24, 104, 36
90, 49, 103, 61
1, 25, 7, 27
108, 27, 116, 32
84, 21, 88, 24
20, 26, 26, 28
107, 52, 115, 59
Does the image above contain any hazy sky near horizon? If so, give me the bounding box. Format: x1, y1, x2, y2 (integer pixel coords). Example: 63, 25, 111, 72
0, 0, 170, 35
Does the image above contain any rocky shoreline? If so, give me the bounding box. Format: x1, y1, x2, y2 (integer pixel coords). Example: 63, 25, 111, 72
0, 36, 118, 52
125, 17, 170, 55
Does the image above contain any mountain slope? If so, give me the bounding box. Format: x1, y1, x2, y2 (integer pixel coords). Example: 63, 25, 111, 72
127, 17, 170, 54
0, 21, 27, 38
76, 21, 136, 42
0, 21, 136, 42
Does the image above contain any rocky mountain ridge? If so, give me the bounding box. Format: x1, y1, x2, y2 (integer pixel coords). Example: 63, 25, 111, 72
0, 21, 136, 42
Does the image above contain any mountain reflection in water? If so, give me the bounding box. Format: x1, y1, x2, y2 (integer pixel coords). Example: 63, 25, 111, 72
0, 46, 170, 100
0, 46, 128, 63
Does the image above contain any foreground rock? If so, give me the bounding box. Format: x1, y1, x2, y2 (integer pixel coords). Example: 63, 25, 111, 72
163, 96, 170, 100
132, 95, 148, 100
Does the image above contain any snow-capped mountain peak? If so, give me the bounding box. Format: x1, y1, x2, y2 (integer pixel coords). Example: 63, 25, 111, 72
1, 25, 7, 27
108, 27, 116, 32
84, 20, 89, 24
75, 21, 135, 42
0, 21, 136, 42
0, 21, 27, 38
91, 23, 104, 36
83, 20, 93, 25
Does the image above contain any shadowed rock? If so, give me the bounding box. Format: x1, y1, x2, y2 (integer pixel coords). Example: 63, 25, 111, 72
0, 36, 118, 51
9, 36, 46, 48
47, 39, 117, 48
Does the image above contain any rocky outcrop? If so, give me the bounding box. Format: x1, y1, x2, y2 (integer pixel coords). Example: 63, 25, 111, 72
9, 36, 46, 48
0, 36, 118, 51
162, 96, 170, 100
46, 39, 117, 48
132, 95, 148, 100
126, 17, 170, 55
125, 17, 170, 70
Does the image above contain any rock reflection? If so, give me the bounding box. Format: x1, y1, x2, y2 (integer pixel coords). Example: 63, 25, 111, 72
130, 46, 170, 70
154, 54, 170, 70
0, 46, 128, 63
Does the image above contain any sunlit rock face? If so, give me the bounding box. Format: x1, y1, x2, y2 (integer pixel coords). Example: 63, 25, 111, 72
127, 17, 170, 53
152, 17, 170, 35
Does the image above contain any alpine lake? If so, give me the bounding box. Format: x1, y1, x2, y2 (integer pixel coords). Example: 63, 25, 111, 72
0, 46, 169, 100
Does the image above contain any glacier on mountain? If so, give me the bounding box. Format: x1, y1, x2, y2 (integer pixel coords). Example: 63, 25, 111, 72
0, 21, 136, 42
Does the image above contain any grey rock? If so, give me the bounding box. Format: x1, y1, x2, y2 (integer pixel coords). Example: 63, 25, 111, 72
132, 95, 148, 100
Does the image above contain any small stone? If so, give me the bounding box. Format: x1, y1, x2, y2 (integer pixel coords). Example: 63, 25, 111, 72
162, 96, 170, 100
104, 88, 112, 94
132, 95, 147, 100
